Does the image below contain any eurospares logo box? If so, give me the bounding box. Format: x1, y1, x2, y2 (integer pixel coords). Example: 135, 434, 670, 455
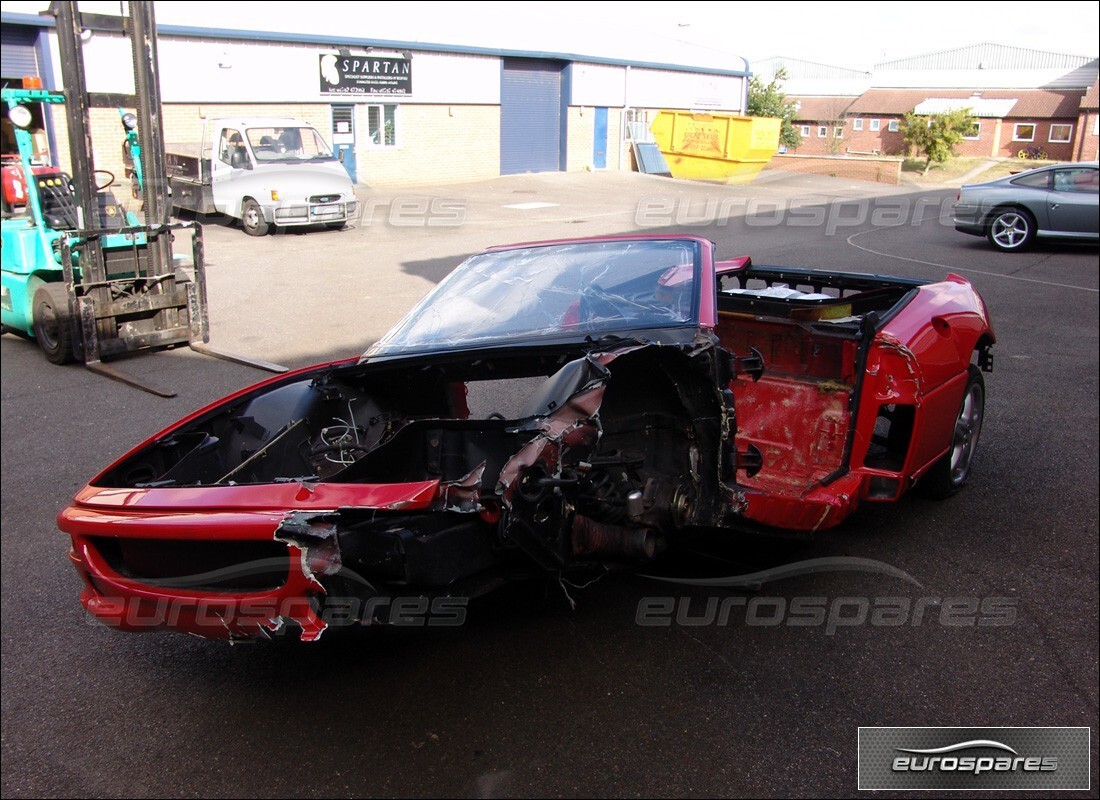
857, 727, 1090, 791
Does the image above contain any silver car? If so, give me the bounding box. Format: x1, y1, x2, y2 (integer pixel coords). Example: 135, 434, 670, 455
953, 161, 1099, 251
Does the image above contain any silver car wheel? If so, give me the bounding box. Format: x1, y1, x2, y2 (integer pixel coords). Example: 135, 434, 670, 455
988, 209, 1032, 250
949, 379, 984, 484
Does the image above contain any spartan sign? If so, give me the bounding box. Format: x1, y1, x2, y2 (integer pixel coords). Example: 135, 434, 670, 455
319, 54, 412, 95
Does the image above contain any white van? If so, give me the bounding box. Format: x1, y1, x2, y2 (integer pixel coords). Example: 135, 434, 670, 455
165, 118, 358, 236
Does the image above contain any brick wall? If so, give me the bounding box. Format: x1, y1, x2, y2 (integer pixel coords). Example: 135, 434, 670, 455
564, 107, 622, 172
566, 107, 594, 172
791, 114, 1083, 162
792, 118, 908, 157
766, 153, 903, 185
357, 104, 499, 186
44, 102, 504, 189
996, 119, 1077, 160
1075, 111, 1099, 160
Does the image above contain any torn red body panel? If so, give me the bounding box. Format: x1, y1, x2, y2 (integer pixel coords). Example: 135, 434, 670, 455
58, 235, 994, 641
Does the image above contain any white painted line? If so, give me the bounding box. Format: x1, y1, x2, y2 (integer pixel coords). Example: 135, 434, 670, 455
502, 202, 560, 210
847, 226, 1099, 293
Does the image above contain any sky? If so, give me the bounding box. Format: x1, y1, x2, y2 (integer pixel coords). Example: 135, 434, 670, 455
5, 0, 1099, 71
607, 0, 1100, 68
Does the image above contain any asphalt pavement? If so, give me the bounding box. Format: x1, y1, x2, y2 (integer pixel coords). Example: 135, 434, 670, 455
2, 168, 1097, 798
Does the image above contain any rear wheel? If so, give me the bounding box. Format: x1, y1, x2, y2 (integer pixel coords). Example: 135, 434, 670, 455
917, 366, 985, 499
32, 283, 77, 365
986, 207, 1034, 251
241, 199, 269, 236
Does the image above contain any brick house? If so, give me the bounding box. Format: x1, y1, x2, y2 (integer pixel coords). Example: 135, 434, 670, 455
1076, 79, 1099, 160
787, 96, 857, 155
770, 44, 1098, 162
839, 88, 1087, 160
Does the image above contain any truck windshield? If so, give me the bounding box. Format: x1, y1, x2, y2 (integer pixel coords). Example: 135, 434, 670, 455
247, 127, 335, 162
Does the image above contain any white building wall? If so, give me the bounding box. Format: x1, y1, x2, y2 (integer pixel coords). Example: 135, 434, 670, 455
43, 30, 502, 104
625, 67, 745, 112
570, 63, 627, 107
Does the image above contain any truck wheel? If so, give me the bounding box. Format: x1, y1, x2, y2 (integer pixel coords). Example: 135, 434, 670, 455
32, 284, 77, 365
241, 199, 270, 236
916, 366, 985, 499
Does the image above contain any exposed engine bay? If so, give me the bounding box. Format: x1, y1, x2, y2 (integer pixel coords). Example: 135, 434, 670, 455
93, 334, 738, 624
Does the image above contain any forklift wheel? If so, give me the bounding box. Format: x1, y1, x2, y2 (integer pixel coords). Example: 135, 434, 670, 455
32, 284, 77, 365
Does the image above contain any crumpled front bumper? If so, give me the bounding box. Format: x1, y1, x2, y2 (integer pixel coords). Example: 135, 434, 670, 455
60, 480, 440, 641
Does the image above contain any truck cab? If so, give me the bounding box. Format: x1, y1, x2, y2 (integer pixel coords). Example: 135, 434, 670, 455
166, 118, 358, 236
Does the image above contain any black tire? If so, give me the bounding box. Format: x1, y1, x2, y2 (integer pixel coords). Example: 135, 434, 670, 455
241, 199, 270, 236
916, 365, 985, 499
32, 283, 77, 365
986, 207, 1034, 252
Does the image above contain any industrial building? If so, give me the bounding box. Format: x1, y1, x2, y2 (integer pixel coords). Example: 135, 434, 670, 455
1, 3, 751, 186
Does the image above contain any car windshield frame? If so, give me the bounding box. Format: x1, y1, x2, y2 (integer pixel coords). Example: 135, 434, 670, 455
366, 238, 704, 358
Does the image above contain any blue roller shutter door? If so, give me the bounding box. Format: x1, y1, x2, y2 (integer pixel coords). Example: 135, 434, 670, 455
1, 25, 39, 79
500, 59, 563, 175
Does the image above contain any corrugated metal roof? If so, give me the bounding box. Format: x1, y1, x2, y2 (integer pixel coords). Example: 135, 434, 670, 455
752, 56, 870, 81
847, 88, 1085, 118
876, 43, 1095, 71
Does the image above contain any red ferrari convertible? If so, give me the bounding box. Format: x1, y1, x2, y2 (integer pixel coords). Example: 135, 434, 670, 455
60, 235, 995, 641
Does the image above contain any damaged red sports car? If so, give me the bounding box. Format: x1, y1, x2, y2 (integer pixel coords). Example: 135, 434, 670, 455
59, 235, 995, 641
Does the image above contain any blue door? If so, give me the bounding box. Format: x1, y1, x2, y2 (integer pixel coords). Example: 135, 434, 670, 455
500, 59, 563, 175
593, 107, 608, 169
331, 104, 357, 183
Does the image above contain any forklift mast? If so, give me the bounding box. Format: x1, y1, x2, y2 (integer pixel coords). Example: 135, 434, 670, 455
32, 2, 284, 395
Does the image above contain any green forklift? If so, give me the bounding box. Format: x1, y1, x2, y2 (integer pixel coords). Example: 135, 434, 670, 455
0, 1, 283, 396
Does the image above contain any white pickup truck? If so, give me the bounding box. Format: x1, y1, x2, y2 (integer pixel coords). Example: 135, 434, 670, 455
163, 117, 358, 236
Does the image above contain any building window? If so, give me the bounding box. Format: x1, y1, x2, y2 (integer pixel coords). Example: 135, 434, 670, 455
852, 118, 864, 131
367, 104, 398, 146
800, 125, 811, 137
833, 126, 844, 138
963, 120, 981, 140
817, 126, 828, 138
887, 119, 899, 132
1048, 124, 1072, 143
1013, 123, 1036, 142
869, 119, 881, 132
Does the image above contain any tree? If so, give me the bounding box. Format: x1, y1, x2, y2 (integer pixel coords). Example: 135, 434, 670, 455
747, 67, 801, 150
901, 108, 977, 175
